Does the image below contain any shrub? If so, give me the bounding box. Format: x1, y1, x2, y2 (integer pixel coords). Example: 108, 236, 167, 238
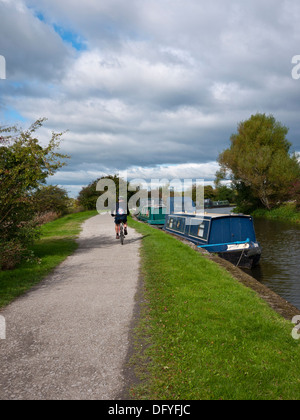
32, 185, 71, 216
34, 211, 60, 226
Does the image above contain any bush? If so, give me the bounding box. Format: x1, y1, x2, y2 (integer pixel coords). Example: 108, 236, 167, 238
0, 240, 25, 270
32, 185, 71, 216
251, 204, 300, 223
34, 211, 60, 226
0, 218, 41, 270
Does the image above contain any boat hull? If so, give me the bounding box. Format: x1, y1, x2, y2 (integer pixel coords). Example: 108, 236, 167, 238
217, 248, 261, 269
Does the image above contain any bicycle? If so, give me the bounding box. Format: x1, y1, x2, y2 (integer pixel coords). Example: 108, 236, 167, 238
119, 222, 125, 245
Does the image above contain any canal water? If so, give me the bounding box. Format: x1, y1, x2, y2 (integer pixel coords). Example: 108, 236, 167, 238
209, 208, 300, 311
252, 218, 300, 311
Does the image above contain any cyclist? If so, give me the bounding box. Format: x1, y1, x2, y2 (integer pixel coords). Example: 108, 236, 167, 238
111, 196, 129, 239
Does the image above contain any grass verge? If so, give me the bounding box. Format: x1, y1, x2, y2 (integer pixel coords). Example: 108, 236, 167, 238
128, 218, 300, 400
251, 204, 300, 224
0, 211, 97, 309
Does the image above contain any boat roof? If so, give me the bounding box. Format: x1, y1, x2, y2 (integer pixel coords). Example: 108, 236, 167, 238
204, 212, 239, 218
172, 212, 251, 219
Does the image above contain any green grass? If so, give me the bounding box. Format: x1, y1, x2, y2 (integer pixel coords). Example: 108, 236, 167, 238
251, 204, 300, 224
0, 211, 97, 309
128, 218, 300, 400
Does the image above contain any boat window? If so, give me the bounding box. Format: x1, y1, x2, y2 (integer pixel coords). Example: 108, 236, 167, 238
198, 224, 205, 238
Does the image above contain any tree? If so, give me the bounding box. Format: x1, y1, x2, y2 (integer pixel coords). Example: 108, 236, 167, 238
204, 185, 217, 200
77, 180, 99, 210
214, 185, 236, 203
217, 113, 300, 210
0, 119, 69, 269
77, 175, 136, 211
32, 185, 71, 216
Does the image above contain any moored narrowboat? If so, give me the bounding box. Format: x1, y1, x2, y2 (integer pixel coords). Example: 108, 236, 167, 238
163, 213, 261, 269
204, 199, 230, 208
137, 203, 167, 225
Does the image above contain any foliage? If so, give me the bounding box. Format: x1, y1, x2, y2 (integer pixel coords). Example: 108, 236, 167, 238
251, 203, 300, 224
189, 184, 235, 204
204, 185, 216, 200
290, 179, 300, 210
232, 182, 262, 214
214, 185, 236, 203
34, 211, 60, 226
217, 113, 300, 210
77, 174, 135, 211
32, 185, 71, 216
77, 180, 99, 210
0, 119, 69, 270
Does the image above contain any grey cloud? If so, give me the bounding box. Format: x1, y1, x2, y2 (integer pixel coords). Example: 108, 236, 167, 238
0, 0, 72, 82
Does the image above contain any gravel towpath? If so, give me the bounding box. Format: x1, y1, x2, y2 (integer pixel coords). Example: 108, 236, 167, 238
0, 214, 142, 400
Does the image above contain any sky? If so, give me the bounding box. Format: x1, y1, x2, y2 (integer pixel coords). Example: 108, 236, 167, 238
0, 0, 300, 197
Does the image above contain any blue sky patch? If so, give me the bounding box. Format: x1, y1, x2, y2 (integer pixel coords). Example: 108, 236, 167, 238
35, 11, 46, 23
53, 24, 87, 51
33, 9, 87, 51
2, 107, 27, 124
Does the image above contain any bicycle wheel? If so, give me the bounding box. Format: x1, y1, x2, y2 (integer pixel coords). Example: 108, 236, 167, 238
120, 224, 124, 245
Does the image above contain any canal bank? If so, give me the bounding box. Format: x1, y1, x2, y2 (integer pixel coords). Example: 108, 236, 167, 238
128, 217, 300, 400
196, 246, 300, 321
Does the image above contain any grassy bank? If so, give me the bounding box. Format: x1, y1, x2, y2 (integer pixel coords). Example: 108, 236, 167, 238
128, 218, 300, 400
0, 211, 97, 309
251, 204, 300, 224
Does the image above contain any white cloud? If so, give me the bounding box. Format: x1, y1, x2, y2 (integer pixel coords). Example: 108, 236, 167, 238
50, 162, 220, 197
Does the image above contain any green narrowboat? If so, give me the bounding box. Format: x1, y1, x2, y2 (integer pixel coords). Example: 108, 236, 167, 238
137, 204, 167, 226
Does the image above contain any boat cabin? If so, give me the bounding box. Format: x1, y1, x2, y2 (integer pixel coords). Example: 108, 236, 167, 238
138, 203, 167, 225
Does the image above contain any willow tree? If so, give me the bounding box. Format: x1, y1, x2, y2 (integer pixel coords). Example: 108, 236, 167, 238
0, 118, 69, 269
217, 113, 300, 210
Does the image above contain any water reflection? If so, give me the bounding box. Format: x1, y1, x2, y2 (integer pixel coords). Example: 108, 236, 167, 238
252, 218, 300, 310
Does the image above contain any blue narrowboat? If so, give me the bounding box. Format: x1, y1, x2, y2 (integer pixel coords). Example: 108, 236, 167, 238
163, 213, 261, 269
